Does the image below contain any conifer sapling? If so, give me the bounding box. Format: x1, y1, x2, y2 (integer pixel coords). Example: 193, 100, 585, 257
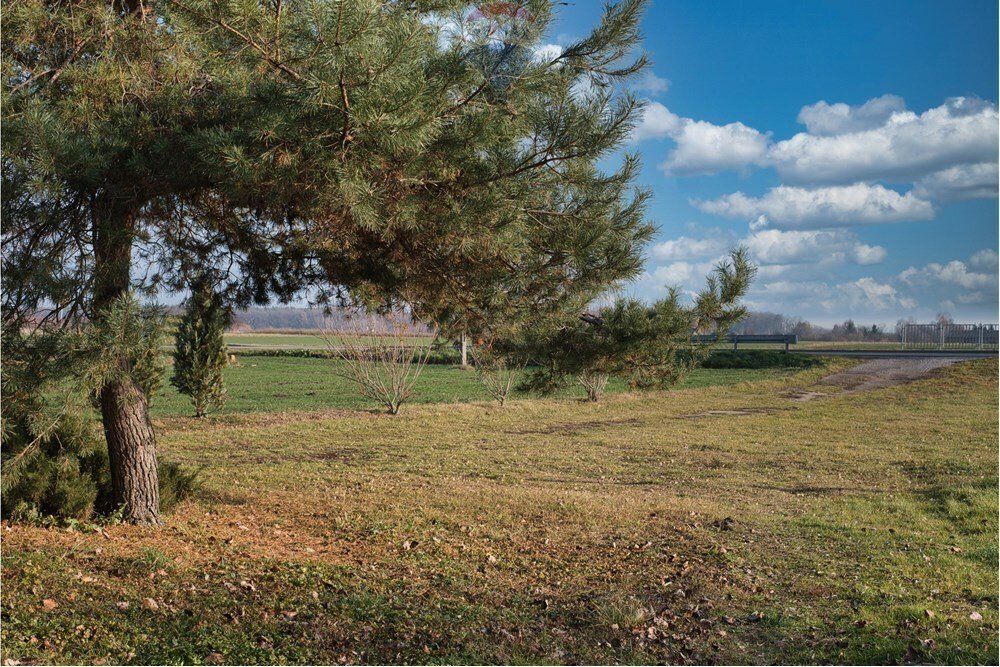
172, 277, 229, 418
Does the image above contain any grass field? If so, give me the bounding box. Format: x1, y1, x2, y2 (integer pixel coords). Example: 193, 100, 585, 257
151, 357, 796, 417
2, 359, 996, 664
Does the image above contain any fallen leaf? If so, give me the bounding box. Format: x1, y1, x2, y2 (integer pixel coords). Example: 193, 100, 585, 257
41, 599, 57, 612
970, 611, 983, 621
142, 598, 159, 612
205, 652, 225, 664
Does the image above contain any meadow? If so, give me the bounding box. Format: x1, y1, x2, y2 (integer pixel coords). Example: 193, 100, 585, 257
2, 353, 997, 665
150, 355, 796, 417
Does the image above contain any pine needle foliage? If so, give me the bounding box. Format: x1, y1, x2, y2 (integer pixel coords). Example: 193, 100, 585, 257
0, 294, 197, 521
172, 276, 230, 418
521, 248, 757, 399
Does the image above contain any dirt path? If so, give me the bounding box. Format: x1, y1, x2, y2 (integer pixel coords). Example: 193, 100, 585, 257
786, 357, 966, 400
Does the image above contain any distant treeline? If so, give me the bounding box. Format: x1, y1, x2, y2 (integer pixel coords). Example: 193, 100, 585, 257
227, 307, 907, 342
730, 311, 967, 342
228, 307, 434, 335
229, 306, 323, 331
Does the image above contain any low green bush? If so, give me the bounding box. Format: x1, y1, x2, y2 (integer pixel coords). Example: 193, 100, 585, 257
2, 415, 201, 523
702, 350, 824, 369
157, 460, 203, 512
234, 347, 463, 365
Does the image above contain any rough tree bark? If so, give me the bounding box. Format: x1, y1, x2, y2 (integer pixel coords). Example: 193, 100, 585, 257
94, 198, 161, 525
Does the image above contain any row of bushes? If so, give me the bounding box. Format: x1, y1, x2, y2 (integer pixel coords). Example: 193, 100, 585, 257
233, 347, 819, 370
230, 346, 464, 365
700, 350, 825, 369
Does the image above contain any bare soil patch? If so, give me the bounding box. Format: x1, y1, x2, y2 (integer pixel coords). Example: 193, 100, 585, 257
782, 389, 828, 401
510, 418, 645, 435
782, 358, 967, 401
816, 358, 964, 393
675, 407, 794, 419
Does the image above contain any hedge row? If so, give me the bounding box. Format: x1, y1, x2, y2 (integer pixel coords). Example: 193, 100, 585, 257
229, 347, 464, 365
700, 350, 824, 369
230, 347, 821, 370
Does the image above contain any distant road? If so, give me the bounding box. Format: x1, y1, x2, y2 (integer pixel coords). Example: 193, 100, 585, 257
795, 349, 998, 359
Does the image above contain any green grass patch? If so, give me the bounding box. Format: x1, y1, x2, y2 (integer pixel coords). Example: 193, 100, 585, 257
151, 356, 795, 417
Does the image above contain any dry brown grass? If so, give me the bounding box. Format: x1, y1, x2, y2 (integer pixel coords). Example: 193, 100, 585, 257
2, 359, 996, 664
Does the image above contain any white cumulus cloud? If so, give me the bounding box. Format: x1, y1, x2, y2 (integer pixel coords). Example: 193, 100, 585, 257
658, 119, 770, 175
692, 183, 934, 228
835, 277, 906, 311
743, 228, 886, 266
630, 103, 770, 174
769, 97, 999, 184
650, 234, 731, 261
899, 259, 997, 291
851, 244, 887, 265
630, 101, 684, 141
913, 162, 999, 201
533, 43, 564, 62
796, 94, 907, 136
969, 249, 999, 273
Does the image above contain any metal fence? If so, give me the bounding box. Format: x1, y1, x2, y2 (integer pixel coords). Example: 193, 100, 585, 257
900, 323, 999, 350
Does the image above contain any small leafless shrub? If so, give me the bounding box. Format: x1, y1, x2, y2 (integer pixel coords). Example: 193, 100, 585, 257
322, 312, 436, 415
579, 370, 609, 402
469, 343, 525, 407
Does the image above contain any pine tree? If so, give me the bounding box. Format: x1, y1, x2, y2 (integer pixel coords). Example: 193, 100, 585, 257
172, 277, 229, 418
4, 0, 655, 523
520, 249, 757, 399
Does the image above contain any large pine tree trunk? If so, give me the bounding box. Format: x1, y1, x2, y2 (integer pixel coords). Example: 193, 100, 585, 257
94, 200, 161, 525
100, 375, 160, 523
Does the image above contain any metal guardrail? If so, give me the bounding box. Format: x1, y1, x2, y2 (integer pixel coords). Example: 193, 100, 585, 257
693, 333, 798, 351
900, 323, 999, 350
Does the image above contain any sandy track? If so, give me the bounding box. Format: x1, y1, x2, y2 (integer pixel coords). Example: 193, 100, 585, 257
784, 357, 966, 401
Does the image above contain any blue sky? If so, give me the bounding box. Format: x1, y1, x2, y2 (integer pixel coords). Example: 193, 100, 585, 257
547, 0, 999, 326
